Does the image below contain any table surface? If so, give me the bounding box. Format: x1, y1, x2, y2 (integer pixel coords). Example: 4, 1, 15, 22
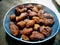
0, 0, 60, 45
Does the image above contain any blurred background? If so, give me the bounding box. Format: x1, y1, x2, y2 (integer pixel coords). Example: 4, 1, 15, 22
0, 0, 60, 45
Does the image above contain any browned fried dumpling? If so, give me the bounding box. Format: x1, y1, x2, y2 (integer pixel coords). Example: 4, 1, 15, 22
44, 18, 54, 26
10, 14, 16, 21
10, 22, 19, 36
23, 28, 33, 35
34, 24, 40, 30
32, 6, 39, 12
26, 20, 35, 27
36, 4, 43, 10
38, 9, 44, 19
22, 35, 29, 41
40, 26, 52, 36
17, 21, 26, 28
16, 12, 27, 21
26, 4, 33, 8
32, 16, 40, 23
28, 10, 37, 16
30, 31, 44, 40
44, 13, 53, 19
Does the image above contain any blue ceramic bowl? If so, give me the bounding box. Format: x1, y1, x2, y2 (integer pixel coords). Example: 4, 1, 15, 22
3, 3, 60, 43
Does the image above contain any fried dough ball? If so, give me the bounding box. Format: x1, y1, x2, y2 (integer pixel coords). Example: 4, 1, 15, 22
40, 26, 52, 36
44, 13, 53, 19
10, 14, 16, 21
19, 8, 27, 13
32, 6, 39, 12
34, 24, 40, 30
38, 9, 44, 18
23, 28, 33, 35
16, 12, 27, 21
10, 22, 19, 36
19, 5, 24, 9
22, 35, 29, 41
15, 7, 21, 16
26, 20, 35, 27
24, 19, 29, 23
36, 4, 43, 10
26, 4, 33, 8
32, 16, 40, 23
17, 21, 26, 28
44, 18, 54, 26
17, 5, 27, 13
28, 10, 37, 16
30, 31, 44, 40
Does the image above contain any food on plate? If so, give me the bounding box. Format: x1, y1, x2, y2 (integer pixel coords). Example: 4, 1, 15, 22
30, 31, 44, 40
9, 4, 54, 41
17, 21, 26, 28
9, 22, 19, 36
16, 12, 27, 22
26, 20, 35, 27
34, 24, 40, 30
22, 35, 29, 41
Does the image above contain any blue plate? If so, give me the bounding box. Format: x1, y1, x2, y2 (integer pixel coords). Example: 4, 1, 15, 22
3, 3, 60, 43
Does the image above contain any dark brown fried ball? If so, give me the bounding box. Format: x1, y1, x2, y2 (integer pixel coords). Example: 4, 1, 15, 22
15, 7, 21, 16
44, 13, 53, 19
44, 18, 54, 26
17, 21, 26, 28
10, 14, 16, 21
26, 20, 35, 27
34, 24, 40, 30
16, 12, 27, 21
28, 10, 37, 16
32, 16, 40, 23
32, 6, 39, 12
40, 26, 52, 36
22, 35, 29, 41
30, 31, 44, 40
23, 28, 33, 35
10, 22, 19, 36
38, 9, 44, 18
